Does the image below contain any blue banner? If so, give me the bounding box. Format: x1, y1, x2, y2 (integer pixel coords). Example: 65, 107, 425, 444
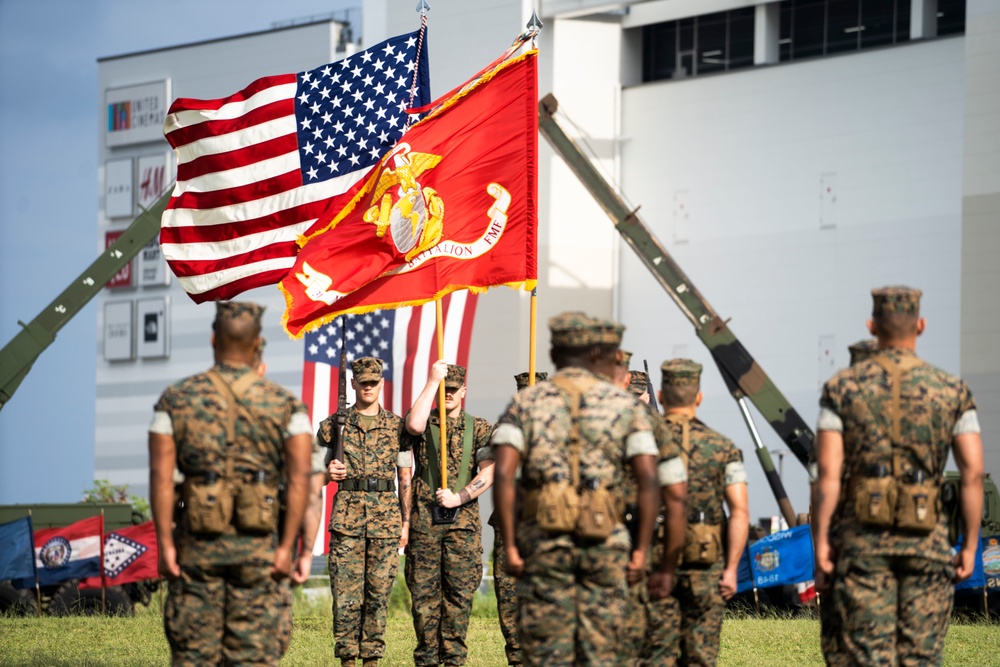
748, 524, 815, 589
736, 544, 754, 593
955, 532, 986, 590
0, 516, 36, 582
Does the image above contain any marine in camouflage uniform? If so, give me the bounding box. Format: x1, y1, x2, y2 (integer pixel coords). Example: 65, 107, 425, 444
491, 313, 660, 667
404, 362, 495, 667
813, 287, 984, 667
811, 338, 879, 667
148, 302, 313, 667
645, 360, 749, 667
488, 371, 546, 666
317, 357, 413, 666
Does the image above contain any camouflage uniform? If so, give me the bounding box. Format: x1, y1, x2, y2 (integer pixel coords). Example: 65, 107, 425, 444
619, 368, 654, 667
317, 357, 412, 664
491, 313, 659, 667
150, 302, 312, 666
645, 360, 747, 667
814, 339, 879, 667
488, 371, 546, 666
406, 365, 494, 667
818, 287, 979, 667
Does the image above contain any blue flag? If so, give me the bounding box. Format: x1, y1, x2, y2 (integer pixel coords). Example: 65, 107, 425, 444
954, 531, 986, 590
0, 516, 36, 582
736, 543, 754, 593
748, 524, 815, 589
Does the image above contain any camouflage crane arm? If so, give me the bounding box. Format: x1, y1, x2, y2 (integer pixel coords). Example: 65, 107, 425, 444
538, 94, 812, 526
0, 193, 171, 412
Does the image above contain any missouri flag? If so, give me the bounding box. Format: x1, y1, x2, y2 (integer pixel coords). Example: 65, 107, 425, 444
280, 49, 538, 337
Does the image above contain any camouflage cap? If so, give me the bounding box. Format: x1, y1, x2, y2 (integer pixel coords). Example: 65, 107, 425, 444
620, 350, 633, 368
351, 356, 383, 383
548, 311, 624, 348
514, 371, 548, 390
871, 286, 921, 317
592, 318, 625, 346
848, 339, 880, 366
627, 370, 649, 396
445, 364, 466, 389
661, 358, 702, 387
214, 301, 264, 327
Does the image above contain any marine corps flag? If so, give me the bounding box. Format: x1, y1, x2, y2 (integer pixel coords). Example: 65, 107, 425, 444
280, 49, 538, 337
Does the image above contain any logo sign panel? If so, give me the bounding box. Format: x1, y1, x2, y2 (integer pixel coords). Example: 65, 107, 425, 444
105, 230, 135, 289
106, 80, 170, 147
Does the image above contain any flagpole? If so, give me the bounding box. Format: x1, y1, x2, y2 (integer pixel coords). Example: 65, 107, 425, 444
528, 287, 537, 386
100, 508, 106, 615
436, 298, 448, 489
28, 509, 40, 617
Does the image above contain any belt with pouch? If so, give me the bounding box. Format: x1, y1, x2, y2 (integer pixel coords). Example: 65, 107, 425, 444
339, 478, 396, 492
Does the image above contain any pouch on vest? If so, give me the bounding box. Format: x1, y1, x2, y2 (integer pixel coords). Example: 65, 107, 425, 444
896, 469, 938, 533
682, 513, 723, 566
535, 477, 580, 533
853, 465, 897, 528
575, 482, 617, 541
234, 474, 280, 534
183, 476, 233, 535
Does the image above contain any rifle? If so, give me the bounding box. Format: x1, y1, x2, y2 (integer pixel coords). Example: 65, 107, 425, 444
333, 318, 348, 463
644, 359, 660, 414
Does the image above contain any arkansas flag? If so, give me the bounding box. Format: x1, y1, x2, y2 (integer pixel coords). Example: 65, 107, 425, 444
280, 49, 538, 337
26, 516, 103, 587
80, 521, 159, 589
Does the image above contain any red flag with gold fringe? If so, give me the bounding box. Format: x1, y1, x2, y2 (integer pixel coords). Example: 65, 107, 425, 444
280, 50, 537, 338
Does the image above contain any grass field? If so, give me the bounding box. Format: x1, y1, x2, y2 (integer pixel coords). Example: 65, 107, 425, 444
2, 588, 999, 666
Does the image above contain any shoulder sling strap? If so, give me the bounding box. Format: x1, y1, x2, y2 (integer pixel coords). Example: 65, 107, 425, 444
856, 354, 930, 478
206, 369, 281, 477
664, 413, 693, 474
426, 413, 475, 492
550, 375, 600, 489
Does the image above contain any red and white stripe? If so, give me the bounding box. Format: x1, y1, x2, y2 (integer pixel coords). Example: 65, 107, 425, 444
161, 75, 370, 302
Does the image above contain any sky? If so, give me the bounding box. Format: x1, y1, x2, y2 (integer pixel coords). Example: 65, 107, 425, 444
0, 0, 358, 504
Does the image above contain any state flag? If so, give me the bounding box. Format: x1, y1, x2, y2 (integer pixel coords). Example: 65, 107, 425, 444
80, 521, 159, 589
15, 516, 103, 588
0, 516, 36, 582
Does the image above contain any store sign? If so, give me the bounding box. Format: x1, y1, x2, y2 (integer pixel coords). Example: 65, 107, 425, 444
105, 80, 170, 147
104, 301, 134, 362
137, 297, 169, 359
139, 239, 170, 287
105, 159, 133, 219
105, 230, 135, 289
137, 153, 170, 211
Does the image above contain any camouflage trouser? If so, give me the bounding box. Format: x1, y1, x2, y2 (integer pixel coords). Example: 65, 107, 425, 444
830, 555, 953, 667
618, 580, 649, 667
328, 531, 400, 660
493, 528, 523, 665
164, 563, 289, 667
643, 567, 723, 667
405, 526, 483, 666
517, 541, 628, 667
819, 591, 848, 667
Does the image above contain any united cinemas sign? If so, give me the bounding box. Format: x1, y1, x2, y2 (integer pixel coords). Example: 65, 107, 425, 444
106, 80, 171, 147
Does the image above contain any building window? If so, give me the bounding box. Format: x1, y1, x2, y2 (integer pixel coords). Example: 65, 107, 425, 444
779, 0, 915, 61
642, 8, 756, 82
937, 0, 966, 36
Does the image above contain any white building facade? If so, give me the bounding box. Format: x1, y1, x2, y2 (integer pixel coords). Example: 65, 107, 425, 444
96, 0, 997, 523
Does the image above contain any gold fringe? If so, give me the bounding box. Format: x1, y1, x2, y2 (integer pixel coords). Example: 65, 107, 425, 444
280, 278, 537, 339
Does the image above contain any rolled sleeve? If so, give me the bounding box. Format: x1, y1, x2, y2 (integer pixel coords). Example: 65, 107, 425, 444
286, 411, 312, 439
658, 457, 687, 487
625, 430, 658, 459
491, 423, 524, 454
953, 409, 981, 436
149, 411, 173, 436
725, 461, 748, 486
816, 407, 843, 432
397, 451, 413, 468
475, 445, 495, 464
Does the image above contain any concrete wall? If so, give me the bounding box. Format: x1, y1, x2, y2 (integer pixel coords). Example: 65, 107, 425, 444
618, 37, 968, 519
961, 0, 1000, 484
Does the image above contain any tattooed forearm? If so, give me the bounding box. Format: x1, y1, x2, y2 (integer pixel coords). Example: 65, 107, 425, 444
400, 479, 412, 523
459, 488, 471, 504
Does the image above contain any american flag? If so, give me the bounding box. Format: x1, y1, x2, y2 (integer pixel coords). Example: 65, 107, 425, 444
160, 29, 431, 302
303, 291, 478, 555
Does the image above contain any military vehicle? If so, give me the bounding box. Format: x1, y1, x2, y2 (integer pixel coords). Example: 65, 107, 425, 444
0, 502, 154, 616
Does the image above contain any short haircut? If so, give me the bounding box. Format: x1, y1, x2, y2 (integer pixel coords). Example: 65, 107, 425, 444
660, 383, 699, 409
872, 312, 918, 341
214, 315, 261, 353
550, 343, 619, 368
